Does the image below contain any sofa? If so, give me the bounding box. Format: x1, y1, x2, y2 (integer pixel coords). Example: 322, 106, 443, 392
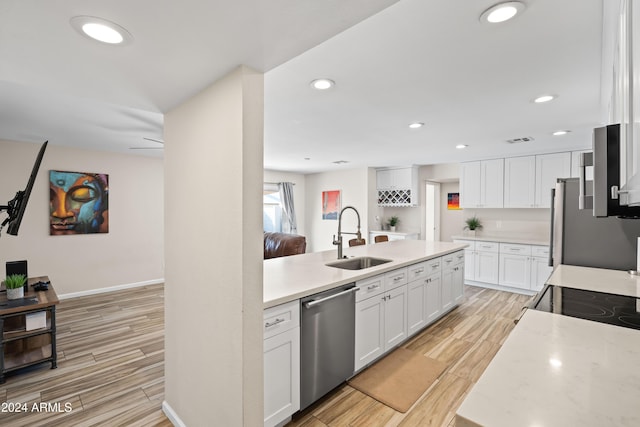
264, 232, 307, 259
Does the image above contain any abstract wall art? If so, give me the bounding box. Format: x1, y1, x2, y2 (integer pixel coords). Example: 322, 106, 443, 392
49, 170, 109, 235
322, 190, 341, 220
447, 192, 461, 210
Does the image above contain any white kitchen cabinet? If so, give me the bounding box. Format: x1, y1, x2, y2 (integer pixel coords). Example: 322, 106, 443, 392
263, 301, 300, 427
384, 285, 408, 349
441, 252, 462, 312
376, 166, 419, 207
407, 258, 440, 337
504, 156, 536, 208
498, 243, 531, 290
407, 277, 427, 337
454, 240, 498, 285
354, 270, 408, 371
460, 159, 504, 208
498, 243, 552, 291
535, 152, 571, 208
354, 287, 385, 370
425, 271, 442, 324
452, 251, 465, 305
571, 150, 593, 181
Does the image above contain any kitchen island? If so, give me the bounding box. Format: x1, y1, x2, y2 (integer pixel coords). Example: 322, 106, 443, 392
456, 265, 640, 427
262, 239, 467, 427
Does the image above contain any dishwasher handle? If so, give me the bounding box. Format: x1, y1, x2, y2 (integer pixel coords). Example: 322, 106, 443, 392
304, 287, 356, 308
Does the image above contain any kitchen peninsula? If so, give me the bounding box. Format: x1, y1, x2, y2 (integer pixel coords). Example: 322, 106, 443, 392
264, 239, 467, 308
262, 239, 467, 427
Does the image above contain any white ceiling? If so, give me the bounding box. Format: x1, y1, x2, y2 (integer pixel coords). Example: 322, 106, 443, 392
1, 0, 605, 174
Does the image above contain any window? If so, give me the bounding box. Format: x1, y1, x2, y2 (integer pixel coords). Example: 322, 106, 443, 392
263, 184, 282, 233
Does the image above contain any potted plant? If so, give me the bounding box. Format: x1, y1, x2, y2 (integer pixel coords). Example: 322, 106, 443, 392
4, 274, 26, 300
388, 216, 399, 232
464, 216, 482, 237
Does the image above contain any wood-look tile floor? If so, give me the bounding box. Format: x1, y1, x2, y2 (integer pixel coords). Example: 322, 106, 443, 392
288, 286, 533, 427
0, 283, 531, 427
0, 284, 171, 427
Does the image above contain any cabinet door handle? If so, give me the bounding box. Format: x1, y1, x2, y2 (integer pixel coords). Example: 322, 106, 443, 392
413, 268, 424, 275
432, 263, 440, 268
367, 284, 380, 291
393, 276, 403, 282
265, 318, 285, 328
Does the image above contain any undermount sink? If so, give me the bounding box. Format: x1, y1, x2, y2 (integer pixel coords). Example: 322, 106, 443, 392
326, 256, 392, 270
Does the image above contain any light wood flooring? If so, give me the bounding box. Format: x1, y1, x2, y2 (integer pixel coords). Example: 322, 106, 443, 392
0, 284, 171, 427
287, 286, 533, 427
0, 284, 531, 427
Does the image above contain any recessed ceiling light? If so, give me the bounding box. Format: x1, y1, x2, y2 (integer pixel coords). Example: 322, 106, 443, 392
310, 79, 335, 90
553, 130, 570, 136
456, 144, 468, 149
70, 16, 133, 45
534, 94, 556, 103
409, 122, 424, 129
480, 2, 526, 23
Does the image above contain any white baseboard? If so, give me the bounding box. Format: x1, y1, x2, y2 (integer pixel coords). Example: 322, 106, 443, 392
58, 278, 164, 300
465, 280, 537, 296
162, 400, 187, 427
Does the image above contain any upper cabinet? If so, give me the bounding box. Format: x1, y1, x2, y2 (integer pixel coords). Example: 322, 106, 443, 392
534, 152, 571, 208
465, 152, 571, 209
460, 159, 504, 208
377, 166, 419, 207
503, 156, 536, 208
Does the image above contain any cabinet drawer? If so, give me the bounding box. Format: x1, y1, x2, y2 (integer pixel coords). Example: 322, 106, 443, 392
425, 257, 442, 274
453, 250, 465, 264
453, 239, 475, 250
263, 300, 300, 339
355, 274, 385, 302
385, 267, 408, 290
531, 245, 550, 257
442, 253, 455, 269
475, 241, 499, 253
500, 243, 531, 256
407, 261, 429, 281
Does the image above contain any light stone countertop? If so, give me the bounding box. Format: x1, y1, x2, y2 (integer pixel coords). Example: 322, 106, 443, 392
263, 239, 467, 308
456, 265, 640, 427
452, 234, 549, 246
547, 264, 640, 298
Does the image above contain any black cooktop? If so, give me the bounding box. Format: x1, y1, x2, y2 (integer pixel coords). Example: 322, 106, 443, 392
531, 285, 640, 330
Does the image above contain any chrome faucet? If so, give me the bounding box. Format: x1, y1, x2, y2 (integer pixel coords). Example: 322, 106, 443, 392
332, 206, 362, 259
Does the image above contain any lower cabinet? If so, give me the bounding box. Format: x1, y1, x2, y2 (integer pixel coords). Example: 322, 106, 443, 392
355, 251, 464, 372
455, 239, 552, 293
354, 270, 408, 372
498, 243, 553, 291
263, 300, 300, 427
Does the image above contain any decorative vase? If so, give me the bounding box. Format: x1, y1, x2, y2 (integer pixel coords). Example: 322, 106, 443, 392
6, 287, 24, 300
465, 229, 476, 237
390, 226, 396, 232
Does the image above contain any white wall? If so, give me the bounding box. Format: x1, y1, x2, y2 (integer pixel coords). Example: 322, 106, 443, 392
0, 139, 164, 295
164, 66, 263, 427
263, 170, 306, 237
305, 167, 370, 252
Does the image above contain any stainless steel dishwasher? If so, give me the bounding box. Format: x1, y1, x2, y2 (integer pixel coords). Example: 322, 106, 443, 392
300, 283, 356, 410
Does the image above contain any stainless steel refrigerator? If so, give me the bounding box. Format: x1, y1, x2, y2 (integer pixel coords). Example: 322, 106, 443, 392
551, 178, 640, 271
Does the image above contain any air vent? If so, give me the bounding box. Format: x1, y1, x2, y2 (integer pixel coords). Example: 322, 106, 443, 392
506, 136, 535, 144
332, 160, 349, 164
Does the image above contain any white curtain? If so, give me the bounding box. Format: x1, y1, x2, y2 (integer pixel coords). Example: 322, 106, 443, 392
278, 182, 297, 234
